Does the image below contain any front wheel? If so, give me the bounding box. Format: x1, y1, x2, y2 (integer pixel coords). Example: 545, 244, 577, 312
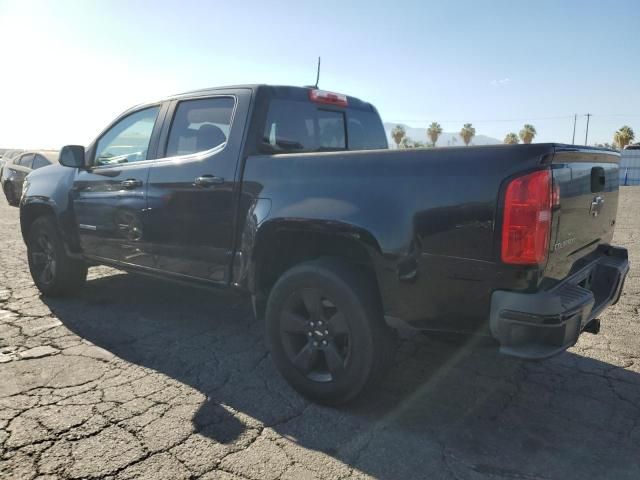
27, 216, 87, 296
265, 259, 395, 405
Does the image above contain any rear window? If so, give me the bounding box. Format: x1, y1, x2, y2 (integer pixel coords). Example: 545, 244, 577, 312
347, 109, 388, 150
261, 99, 386, 153
32, 154, 51, 170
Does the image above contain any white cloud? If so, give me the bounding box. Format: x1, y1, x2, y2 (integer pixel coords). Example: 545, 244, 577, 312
490, 78, 511, 87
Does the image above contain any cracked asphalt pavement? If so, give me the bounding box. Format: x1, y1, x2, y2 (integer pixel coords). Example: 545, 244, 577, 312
1, 188, 639, 480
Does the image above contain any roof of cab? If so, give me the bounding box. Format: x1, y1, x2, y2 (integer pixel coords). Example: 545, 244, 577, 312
167, 84, 377, 111
166, 84, 260, 100
23, 150, 60, 163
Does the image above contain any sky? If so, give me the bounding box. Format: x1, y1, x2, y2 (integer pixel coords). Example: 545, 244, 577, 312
1, 0, 639, 149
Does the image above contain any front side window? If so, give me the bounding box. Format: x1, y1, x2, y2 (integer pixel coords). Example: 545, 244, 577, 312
166, 97, 235, 157
95, 106, 160, 166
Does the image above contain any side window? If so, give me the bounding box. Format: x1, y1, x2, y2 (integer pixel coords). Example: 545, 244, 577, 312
32, 155, 51, 170
94, 106, 160, 166
17, 154, 33, 168
166, 97, 235, 157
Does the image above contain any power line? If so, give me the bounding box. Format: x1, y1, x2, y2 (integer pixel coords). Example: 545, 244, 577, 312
386, 115, 575, 124
590, 114, 640, 118
385, 113, 640, 125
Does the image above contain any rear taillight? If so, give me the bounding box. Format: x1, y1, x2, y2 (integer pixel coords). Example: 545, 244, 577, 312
309, 89, 348, 107
501, 169, 552, 265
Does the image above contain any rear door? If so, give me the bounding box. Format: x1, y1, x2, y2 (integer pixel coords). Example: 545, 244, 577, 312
145, 89, 251, 284
72, 104, 165, 266
547, 147, 620, 280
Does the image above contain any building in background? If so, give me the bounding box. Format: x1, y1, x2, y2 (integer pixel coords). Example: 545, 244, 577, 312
620, 146, 640, 186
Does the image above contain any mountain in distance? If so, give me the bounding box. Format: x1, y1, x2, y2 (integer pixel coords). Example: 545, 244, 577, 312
383, 122, 501, 147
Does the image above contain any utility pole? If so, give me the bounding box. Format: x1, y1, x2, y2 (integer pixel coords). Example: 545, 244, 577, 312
572, 114, 577, 144
584, 113, 592, 145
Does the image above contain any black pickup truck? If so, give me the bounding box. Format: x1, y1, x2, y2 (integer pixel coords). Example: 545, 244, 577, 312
20, 85, 629, 404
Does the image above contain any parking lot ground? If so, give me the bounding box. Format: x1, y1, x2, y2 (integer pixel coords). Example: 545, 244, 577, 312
1, 188, 639, 480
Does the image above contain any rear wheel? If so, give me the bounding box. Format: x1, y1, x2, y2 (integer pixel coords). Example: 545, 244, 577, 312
265, 259, 395, 404
27, 216, 87, 296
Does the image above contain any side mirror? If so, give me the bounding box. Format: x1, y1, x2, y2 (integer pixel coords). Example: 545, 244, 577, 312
59, 145, 86, 168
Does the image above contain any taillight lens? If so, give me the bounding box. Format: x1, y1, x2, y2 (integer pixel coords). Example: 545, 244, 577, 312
501, 169, 552, 265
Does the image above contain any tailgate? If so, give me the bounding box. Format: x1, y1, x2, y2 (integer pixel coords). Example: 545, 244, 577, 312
546, 147, 621, 280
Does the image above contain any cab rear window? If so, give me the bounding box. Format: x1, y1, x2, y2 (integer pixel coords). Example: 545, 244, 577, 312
261, 99, 386, 153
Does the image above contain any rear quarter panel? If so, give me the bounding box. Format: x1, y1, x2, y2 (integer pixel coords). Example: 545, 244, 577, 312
239, 144, 555, 331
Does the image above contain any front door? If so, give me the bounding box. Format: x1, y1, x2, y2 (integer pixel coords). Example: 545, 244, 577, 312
72, 105, 163, 267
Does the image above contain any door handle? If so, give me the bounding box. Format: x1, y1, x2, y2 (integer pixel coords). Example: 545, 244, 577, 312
195, 175, 224, 187
121, 178, 143, 189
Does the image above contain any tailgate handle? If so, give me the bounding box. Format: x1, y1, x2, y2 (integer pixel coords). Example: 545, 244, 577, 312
591, 167, 605, 193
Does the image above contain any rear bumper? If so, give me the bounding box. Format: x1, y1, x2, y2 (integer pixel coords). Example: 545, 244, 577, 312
490, 246, 629, 359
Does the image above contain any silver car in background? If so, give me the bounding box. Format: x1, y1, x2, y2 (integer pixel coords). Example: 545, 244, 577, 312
2, 150, 58, 206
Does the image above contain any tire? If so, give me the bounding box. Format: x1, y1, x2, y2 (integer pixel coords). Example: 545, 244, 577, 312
3, 182, 17, 206
265, 259, 395, 405
27, 215, 87, 297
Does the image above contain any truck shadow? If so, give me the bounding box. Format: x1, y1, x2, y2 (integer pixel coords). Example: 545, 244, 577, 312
42, 271, 640, 480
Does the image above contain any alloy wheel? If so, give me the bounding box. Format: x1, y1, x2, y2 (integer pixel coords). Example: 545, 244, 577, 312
30, 233, 56, 286
279, 288, 352, 383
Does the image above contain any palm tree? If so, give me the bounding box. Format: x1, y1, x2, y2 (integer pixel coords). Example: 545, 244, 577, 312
460, 123, 475, 146
426, 122, 443, 147
519, 124, 537, 144
614, 126, 635, 150
391, 125, 406, 149
504, 132, 519, 144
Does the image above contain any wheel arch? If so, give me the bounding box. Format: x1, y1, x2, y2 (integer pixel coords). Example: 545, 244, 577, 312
248, 219, 386, 319
20, 200, 82, 256
20, 202, 55, 241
